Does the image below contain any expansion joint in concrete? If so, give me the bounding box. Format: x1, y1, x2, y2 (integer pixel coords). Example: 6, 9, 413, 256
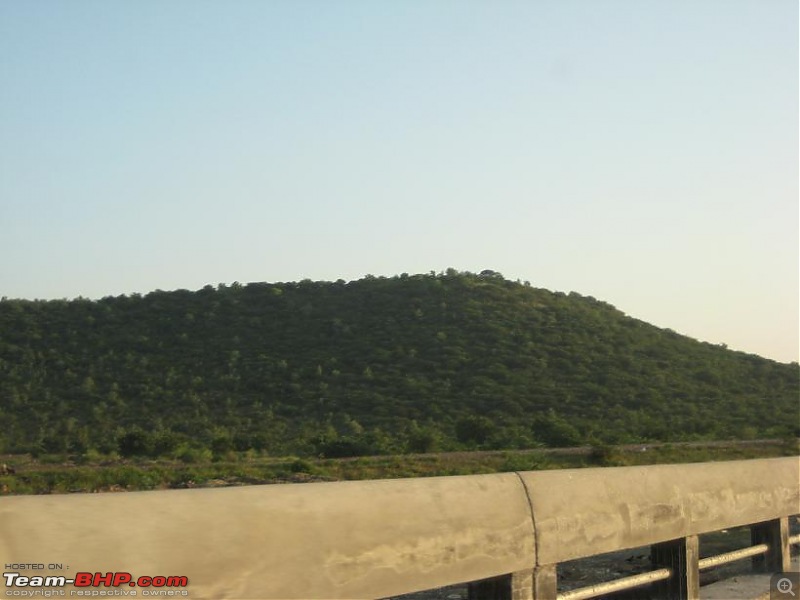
514, 471, 539, 565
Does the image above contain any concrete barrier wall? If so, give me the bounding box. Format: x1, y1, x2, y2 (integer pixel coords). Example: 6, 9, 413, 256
1, 457, 798, 599
520, 457, 800, 565
0, 472, 535, 599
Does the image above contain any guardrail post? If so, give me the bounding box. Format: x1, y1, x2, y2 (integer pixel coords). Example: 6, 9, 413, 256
467, 570, 534, 600
532, 564, 557, 600
651, 535, 699, 600
751, 517, 790, 573
511, 569, 535, 600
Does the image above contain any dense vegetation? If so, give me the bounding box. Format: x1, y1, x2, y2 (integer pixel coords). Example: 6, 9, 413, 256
1, 270, 797, 460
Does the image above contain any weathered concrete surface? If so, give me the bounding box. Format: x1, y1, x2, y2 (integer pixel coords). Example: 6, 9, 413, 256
519, 457, 800, 565
1, 457, 797, 599
0, 472, 535, 599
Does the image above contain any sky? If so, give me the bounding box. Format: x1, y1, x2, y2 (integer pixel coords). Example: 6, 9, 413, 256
1, 1, 797, 363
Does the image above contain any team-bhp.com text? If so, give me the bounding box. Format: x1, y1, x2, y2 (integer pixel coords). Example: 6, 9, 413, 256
4, 573, 189, 597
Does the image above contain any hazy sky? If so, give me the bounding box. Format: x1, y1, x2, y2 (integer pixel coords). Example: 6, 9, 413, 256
1, 1, 797, 363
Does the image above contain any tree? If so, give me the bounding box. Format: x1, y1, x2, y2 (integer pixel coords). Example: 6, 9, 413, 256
117, 428, 152, 457
406, 422, 442, 453
533, 410, 583, 447
455, 416, 496, 447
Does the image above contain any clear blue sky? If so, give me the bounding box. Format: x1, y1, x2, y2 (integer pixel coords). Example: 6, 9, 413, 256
1, 1, 797, 363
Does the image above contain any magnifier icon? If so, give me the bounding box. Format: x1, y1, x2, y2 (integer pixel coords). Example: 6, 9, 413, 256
778, 578, 796, 596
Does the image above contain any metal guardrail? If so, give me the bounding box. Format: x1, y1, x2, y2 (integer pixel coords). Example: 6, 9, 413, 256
554, 535, 789, 600
557, 535, 784, 600
557, 568, 672, 600
551, 520, 800, 600
698, 543, 769, 570
1, 456, 798, 600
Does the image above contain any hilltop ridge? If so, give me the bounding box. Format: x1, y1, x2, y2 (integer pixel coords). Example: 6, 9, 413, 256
0, 270, 797, 459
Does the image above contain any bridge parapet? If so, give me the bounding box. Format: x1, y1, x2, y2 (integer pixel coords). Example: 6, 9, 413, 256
1, 457, 798, 599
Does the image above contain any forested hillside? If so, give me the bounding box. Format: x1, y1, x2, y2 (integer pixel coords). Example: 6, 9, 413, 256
1, 270, 797, 459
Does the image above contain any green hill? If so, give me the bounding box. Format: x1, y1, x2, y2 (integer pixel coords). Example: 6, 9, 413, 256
1, 270, 797, 459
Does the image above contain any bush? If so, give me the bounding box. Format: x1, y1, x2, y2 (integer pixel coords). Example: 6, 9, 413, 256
289, 459, 315, 474
175, 445, 212, 464
588, 444, 628, 467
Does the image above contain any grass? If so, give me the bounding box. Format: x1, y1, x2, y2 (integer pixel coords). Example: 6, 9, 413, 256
0, 438, 796, 496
